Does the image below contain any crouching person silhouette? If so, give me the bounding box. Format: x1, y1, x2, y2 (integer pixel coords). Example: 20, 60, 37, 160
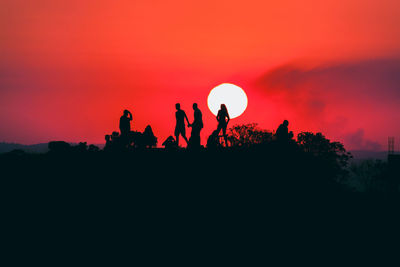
206, 130, 221, 150
275, 120, 293, 142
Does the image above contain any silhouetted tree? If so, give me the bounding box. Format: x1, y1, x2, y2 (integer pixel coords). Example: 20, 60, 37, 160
349, 160, 388, 192
297, 132, 352, 179
227, 123, 273, 148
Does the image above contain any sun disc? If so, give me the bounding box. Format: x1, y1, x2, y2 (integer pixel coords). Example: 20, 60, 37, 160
207, 83, 248, 119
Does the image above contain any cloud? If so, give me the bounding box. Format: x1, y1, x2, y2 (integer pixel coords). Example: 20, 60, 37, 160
343, 129, 382, 151
255, 58, 400, 150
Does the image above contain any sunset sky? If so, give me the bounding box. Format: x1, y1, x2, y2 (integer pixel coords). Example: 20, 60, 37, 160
1, 0, 400, 150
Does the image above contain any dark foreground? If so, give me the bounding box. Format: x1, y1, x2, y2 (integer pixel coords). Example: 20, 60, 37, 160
1, 149, 399, 265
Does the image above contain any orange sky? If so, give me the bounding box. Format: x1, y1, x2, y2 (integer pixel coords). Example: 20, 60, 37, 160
1, 0, 400, 149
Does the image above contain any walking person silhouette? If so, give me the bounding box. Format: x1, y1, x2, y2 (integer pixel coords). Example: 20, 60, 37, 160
216, 104, 230, 146
175, 103, 190, 147
188, 103, 203, 149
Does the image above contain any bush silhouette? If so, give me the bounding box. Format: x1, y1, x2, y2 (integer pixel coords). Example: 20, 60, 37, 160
227, 123, 273, 148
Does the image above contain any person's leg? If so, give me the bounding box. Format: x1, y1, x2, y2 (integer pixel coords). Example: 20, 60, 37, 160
175, 126, 180, 146
215, 124, 223, 145
196, 127, 201, 147
191, 127, 200, 148
222, 126, 228, 147
182, 133, 189, 144
216, 124, 222, 135
181, 127, 189, 144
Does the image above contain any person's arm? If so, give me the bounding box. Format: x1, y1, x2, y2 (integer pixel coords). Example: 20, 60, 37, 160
128, 111, 132, 121
184, 112, 190, 125
226, 113, 230, 124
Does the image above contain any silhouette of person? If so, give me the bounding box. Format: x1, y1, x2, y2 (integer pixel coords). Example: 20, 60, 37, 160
275, 120, 293, 141
216, 104, 230, 146
119, 109, 132, 146
174, 103, 190, 146
162, 136, 177, 150
188, 103, 203, 148
142, 125, 157, 148
120, 110, 132, 136
104, 134, 112, 151
206, 130, 221, 149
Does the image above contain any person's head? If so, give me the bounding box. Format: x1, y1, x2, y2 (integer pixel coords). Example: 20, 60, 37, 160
193, 103, 198, 110
175, 103, 180, 110
220, 104, 227, 112
144, 125, 152, 133
123, 109, 129, 116
112, 131, 119, 138
283, 120, 289, 127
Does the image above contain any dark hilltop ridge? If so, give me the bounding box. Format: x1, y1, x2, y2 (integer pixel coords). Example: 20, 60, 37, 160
1, 106, 399, 263
1, 121, 400, 265
1, 121, 399, 195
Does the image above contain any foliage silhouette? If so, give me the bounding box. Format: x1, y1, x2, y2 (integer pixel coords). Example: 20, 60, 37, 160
227, 123, 273, 148
349, 159, 388, 192
297, 132, 352, 181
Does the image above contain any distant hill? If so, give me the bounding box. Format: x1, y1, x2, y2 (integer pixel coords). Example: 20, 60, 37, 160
0, 142, 390, 160
0, 142, 49, 154
349, 150, 388, 162
0, 142, 104, 154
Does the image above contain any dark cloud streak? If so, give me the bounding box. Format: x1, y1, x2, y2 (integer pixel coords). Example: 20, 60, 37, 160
255, 58, 400, 150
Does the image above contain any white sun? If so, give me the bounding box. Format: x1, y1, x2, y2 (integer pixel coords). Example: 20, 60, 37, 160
207, 83, 248, 119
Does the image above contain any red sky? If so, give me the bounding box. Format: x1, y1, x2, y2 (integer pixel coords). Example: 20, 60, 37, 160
1, 0, 400, 150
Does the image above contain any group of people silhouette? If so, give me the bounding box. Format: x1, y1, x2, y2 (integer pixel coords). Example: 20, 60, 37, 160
173, 103, 230, 148
105, 103, 232, 150
105, 103, 292, 150
104, 110, 157, 151
167, 102, 230, 149
173, 102, 231, 149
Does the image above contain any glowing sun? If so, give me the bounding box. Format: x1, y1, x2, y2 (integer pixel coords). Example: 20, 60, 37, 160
207, 83, 248, 119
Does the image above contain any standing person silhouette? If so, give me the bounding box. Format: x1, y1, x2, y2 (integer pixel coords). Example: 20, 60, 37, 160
188, 103, 203, 148
119, 109, 132, 146
175, 103, 190, 147
216, 104, 230, 146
